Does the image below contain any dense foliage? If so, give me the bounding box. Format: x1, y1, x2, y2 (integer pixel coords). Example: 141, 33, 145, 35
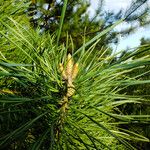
0, 0, 150, 149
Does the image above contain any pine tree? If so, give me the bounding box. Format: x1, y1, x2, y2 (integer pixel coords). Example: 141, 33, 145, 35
0, 0, 150, 149
27, 0, 150, 50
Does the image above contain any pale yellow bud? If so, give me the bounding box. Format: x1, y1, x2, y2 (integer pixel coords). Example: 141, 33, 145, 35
59, 63, 67, 80
72, 63, 79, 80
67, 82, 75, 97
66, 53, 73, 79
58, 54, 78, 97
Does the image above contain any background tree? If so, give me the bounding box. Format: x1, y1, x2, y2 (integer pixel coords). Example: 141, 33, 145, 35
27, 0, 150, 50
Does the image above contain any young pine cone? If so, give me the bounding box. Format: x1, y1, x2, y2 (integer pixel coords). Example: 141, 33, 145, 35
59, 53, 78, 97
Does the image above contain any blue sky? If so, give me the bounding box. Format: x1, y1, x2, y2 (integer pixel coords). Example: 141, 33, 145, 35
90, 0, 150, 51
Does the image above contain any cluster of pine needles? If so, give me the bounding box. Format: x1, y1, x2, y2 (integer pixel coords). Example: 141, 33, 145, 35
0, 0, 150, 149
